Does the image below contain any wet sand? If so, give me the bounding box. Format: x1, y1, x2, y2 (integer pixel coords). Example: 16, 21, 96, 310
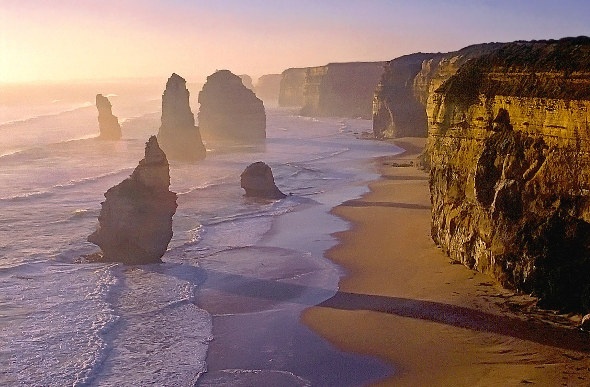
302, 137, 590, 386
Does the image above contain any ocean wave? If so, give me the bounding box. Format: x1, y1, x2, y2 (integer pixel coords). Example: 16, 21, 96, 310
0, 101, 94, 127
0, 167, 131, 203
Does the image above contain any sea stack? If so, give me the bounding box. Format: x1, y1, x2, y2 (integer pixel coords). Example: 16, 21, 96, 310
198, 70, 266, 143
157, 73, 206, 160
87, 136, 177, 264
96, 94, 122, 140
240, 162, 286, 199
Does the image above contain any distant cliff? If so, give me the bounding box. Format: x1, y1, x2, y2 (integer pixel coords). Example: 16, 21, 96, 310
300, 62, 385, 119
254, 74, 282, 105
427, 37, 590, 312
278, 68, 306, 107
373, 43, 504, 139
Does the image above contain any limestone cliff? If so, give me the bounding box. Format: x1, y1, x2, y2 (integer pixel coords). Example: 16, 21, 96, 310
88, 136, 177, 264
254, 74, 282, 105
157, 73, 206, 160
96, 94, 121, 140
198, 70, 266, 143
300, 62, 385, 119
373, 43, 504, 139
428, 37, 590, 312
278, 68, 306, 107
372, 53, 438, 139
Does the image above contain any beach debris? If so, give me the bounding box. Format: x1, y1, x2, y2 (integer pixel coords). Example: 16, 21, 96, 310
240, 161, 286, 199
87, 136, 177, 264
96, 93, 122, 140
198, 70, 266, 143
157, 73, 206, 160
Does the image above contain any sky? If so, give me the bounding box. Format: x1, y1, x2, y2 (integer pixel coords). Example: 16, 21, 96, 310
1, 0, 589, 84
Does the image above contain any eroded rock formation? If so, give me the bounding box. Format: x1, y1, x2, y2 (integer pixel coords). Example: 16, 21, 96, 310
96, 94, 121, 140
240, 161, 286, 199
198, 70, 266, 143
88, 136, 177, 264
428, 37, 590, 312
254, 74, 282, 105
300, 62, 385, 119
239, 74, 254, 90
157, 73, 206, 160
278, 68, 306, 107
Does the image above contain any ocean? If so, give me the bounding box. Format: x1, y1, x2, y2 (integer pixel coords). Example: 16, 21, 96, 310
0, 80, 399, 386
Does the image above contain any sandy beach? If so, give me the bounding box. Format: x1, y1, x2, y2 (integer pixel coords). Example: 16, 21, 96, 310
302, 138, 590, 386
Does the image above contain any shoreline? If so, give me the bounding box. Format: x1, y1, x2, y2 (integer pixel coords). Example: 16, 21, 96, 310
302, 137, 590, 386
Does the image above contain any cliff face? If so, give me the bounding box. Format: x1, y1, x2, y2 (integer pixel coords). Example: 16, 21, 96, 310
157, 73, 206, 160
254, 74, 282, 105
278, 68, 306, 107
428, 37, 590, 312
373, 43, 504, 139
88, 136, 177, 264
198, 70, 266, 143
300, 62, 385, 119
372, 53, 438, 139
96, 94, 121, 140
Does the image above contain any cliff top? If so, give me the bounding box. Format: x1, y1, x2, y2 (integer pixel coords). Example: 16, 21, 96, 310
437, 36, 590, 105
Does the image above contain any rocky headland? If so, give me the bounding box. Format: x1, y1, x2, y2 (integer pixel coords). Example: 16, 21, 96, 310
278, 68, 307, 107
87, 136, 177, 264
157, 73, 207, 160
300, 62, 385, 119
427, 37, 590, 312
373, 43, 505, 139
95, 94, 122, 140
240, 161, 286, 199
198, 70, 266, 143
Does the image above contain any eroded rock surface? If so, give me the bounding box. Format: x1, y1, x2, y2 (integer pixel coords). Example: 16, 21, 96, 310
96, 94, 121, 140
198, 70, 266, 143
240, 162, 286, 199
88, 136, 177, 264
157, 73, 206, 160
428, 37, 590, 312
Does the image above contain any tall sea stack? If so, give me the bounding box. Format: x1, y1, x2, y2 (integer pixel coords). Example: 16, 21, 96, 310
88, 136, 177, 264
157, 73, 206, 160
198, 70, 266, 143
96, 94, 121, 140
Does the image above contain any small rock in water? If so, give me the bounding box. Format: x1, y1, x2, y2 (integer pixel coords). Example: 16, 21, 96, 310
240, 161, 286, 199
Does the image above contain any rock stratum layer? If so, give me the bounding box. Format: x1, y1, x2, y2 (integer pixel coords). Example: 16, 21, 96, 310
198, 70, 266, 143
96, 94, 122, 140
428, 37, 590, 312
157, 73, 206, 160
88, 136, 178, 264
300, 62, 385, 119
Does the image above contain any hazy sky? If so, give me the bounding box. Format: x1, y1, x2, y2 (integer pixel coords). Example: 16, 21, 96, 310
1, 0, 589, 83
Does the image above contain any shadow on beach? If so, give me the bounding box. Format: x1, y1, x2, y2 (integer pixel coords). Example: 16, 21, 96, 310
199, 268, 590, 354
